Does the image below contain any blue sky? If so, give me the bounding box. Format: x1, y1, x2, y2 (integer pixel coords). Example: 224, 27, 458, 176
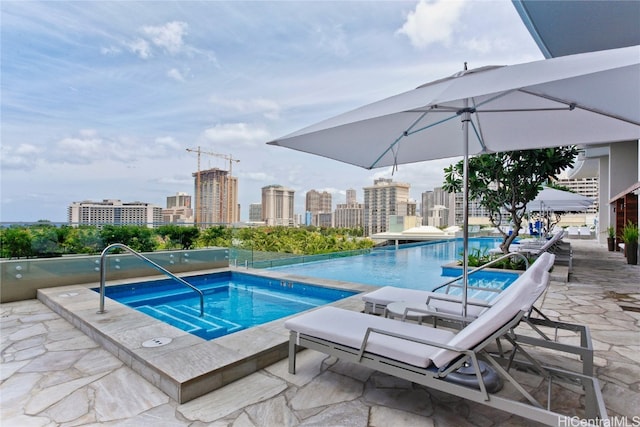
1, 0, 542, 222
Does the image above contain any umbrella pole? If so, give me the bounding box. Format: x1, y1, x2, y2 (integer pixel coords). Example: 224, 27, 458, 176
461, 100, 470, 319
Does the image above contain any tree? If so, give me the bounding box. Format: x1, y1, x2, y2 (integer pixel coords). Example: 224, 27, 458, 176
157, 225, 200, 249
99, 225, 158, 252
0, 227, 33, 258
443, 147, 578, 254
200, 225, 231, 247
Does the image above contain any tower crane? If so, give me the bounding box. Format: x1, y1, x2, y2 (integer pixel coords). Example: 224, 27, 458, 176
186, 147, 240, 224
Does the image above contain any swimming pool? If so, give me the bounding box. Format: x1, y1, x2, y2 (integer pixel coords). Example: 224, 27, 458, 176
270, 238, 518, 296
93, 271, 356, 340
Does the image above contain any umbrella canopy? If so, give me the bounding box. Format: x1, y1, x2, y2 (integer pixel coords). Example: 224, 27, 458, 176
268, 45, 640, 316
268, 45, 640, 168
526, 187, 594, 212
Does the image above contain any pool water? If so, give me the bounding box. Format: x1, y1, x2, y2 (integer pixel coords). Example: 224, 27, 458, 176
94, 271, 356, 340
270, 238, 518, 296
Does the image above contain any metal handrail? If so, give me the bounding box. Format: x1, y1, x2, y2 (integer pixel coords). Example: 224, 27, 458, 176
432, 251, 530, 293
97, 243, 204, 317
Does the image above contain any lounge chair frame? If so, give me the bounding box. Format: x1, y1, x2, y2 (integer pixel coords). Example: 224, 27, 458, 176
287, 308, 607, 426
381, 300, 595, 379
511, 306, 594, 376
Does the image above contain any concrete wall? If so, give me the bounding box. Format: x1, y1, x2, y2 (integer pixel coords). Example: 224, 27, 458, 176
0, 248, 229, 303
609, 141, 638, 197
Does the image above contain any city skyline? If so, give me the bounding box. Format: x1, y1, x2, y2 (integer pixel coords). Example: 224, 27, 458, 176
1, 1, 543, 222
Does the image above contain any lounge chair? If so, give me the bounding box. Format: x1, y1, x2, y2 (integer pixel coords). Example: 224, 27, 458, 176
284, 263, 606, 425
579, 226, 592, 239
567, 226, 580, 239
511, 231, 572, 271
362, 252, 555, 318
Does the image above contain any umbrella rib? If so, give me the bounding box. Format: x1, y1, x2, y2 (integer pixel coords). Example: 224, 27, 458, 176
469, 120, 487, 152
519, 88, 640, 126
369, 110, 435, 169
473, 107, 576, 113
403, 113, 459, 136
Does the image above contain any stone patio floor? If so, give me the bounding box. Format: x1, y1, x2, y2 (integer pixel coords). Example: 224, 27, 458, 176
1, 239, 639, 426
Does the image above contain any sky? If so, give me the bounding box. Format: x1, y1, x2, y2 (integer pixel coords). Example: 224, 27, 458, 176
0, 0, 543, 222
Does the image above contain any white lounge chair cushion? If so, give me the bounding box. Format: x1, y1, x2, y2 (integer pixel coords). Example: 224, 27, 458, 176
363, 252, 554, 317
363, 287, 440, 306
285, 306, 455, 368
431, 269, 550, 367
425, 297, 488, 317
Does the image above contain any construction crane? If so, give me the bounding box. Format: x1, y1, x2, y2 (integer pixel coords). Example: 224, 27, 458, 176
186, 147, 240, 225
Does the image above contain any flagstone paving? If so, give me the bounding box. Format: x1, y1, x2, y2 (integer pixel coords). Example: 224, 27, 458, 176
1, 239, 638, 426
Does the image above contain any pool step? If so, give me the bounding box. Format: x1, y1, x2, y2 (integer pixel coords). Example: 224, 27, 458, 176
113, 284, 229, 307
178, 305, 244, 334
137, 305, 243, 340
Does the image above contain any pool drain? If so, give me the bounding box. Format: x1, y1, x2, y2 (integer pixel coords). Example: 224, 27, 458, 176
142, 337, 173, 348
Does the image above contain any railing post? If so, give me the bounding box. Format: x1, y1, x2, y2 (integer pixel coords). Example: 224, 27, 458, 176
97, 243, 204, 317
98, 247, 108, 314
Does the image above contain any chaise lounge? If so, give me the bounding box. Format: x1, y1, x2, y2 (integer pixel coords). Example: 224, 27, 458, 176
284, 252, 606, 425
362, 252, 555, 319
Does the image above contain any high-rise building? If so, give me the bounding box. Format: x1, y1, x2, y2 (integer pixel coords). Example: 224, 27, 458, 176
421, 187, 454, 227
262, 185, 295, 226
363, 178, 412, 236
193, 168, 239, 225
68, 199, 163, 227
317, 212, 333, 228
452, 193, 493, 226
555, 177, 599, 214
163, 192, 193, 224
335, 189, 363, 229
346, 188, 357, 205
166, 192, 191, 209
249, 203, 263, 222
305, 190, 332, 226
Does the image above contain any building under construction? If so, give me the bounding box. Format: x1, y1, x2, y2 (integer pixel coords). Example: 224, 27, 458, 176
193, 168, 239, 225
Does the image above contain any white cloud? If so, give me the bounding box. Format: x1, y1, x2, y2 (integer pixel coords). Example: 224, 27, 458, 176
314, 24, 349, 57
49, 131, 182, 166
242, 171, 277, 182
142, 21, 188, 55
118, 21, 215, 63
154, 136, 181, 150
203, 123, 270, 147
463, 37, 495, 55
0, 144, 41, 170
156, 175, 192, 185
210, 97, 281, 120
55, 135, 107, 164
127, 38, 152, 59
100, 45, 122, 56
167, 68, 185, 81
397, 0, 465, 49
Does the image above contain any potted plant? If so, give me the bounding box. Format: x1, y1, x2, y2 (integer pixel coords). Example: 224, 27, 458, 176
621, 221, 638, 265
607, 226, 616, 251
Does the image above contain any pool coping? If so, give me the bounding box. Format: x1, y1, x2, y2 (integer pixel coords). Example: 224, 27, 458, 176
37, 267, 375, 403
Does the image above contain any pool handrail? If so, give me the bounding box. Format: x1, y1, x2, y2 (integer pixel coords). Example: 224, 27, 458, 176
432, 252, 530, 293
97, 243, 205, 317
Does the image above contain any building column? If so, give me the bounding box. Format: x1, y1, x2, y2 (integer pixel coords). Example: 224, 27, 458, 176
598, 155, 610, 244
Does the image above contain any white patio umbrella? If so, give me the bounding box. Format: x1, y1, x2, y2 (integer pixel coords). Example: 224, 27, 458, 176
525, 187, 594, 212
268, 45, 640, 316
525, 186, 593, 238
